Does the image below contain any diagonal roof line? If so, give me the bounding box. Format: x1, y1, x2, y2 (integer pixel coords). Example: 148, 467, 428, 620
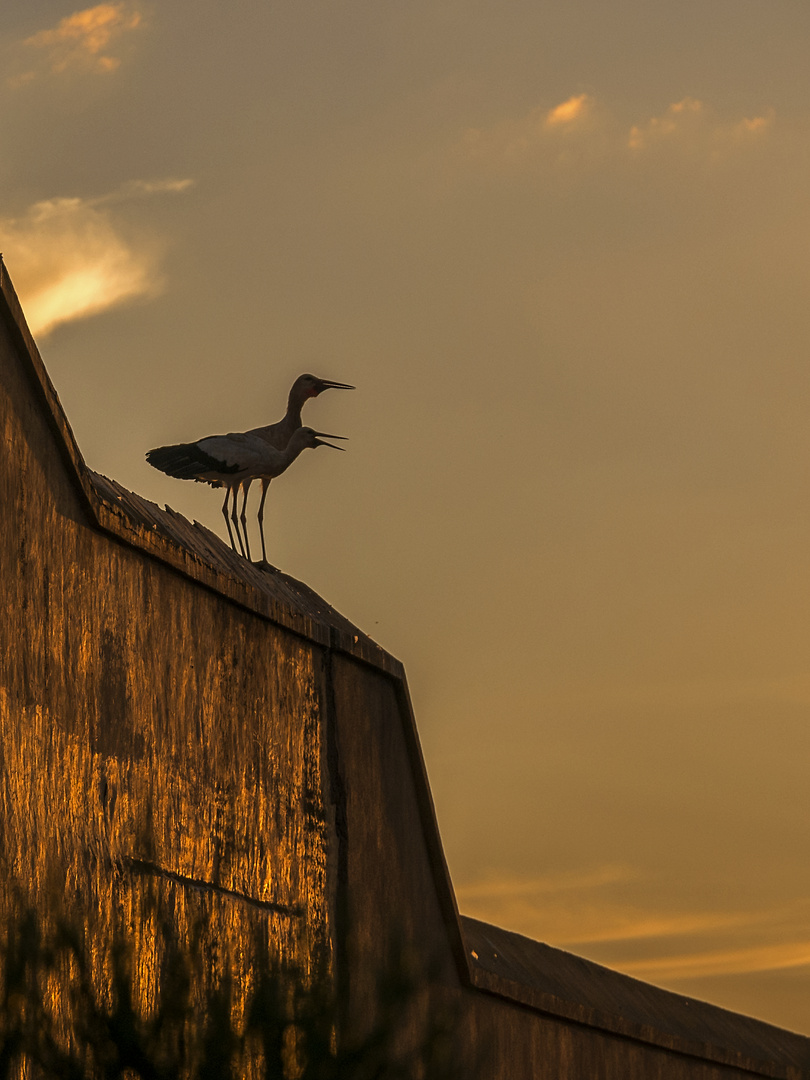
463, 916, 810, 1078
0, 255, 100, 524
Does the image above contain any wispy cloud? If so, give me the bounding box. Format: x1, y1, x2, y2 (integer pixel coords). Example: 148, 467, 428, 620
11, 3, 143, 83
89, 178, 197, 207
622, 940, 810, 981
561, 910, 776, 947
628, 98, 774, 153
628, 97, 704, 150
0, 178, 193, 337
118, 178, 196, 198
545, 93, 593, 128
456, 93, 598, 170
456, 867, 810, 979
451, 94, 773, 177
456, 867, 760, 948
457, 864, 635, 900
1, 197, 158, 336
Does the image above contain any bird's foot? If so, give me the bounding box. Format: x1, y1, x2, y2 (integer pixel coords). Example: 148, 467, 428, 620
254, 558, 275, 573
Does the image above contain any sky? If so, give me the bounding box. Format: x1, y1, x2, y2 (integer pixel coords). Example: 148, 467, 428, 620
3, 0, 810, 1035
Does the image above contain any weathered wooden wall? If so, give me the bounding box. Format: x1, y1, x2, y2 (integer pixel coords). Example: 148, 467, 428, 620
0, 294, 334, 1009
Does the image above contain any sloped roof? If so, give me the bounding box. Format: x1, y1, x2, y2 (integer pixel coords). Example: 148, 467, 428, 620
3, 258, 809, 1077
88, 468, 395, 671
463, 916, 810, 1078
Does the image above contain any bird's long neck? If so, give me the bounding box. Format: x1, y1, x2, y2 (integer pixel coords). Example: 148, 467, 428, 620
251, 397, 305, 448
276, 384, 312, 440
275, 435, 308, 477
281, 389, 306, 434
270, 410, 301, 449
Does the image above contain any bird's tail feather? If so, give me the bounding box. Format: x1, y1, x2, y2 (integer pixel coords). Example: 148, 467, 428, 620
146, 442, 240, 480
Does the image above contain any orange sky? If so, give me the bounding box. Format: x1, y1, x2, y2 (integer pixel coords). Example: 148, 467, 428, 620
3, 0, 810, 1034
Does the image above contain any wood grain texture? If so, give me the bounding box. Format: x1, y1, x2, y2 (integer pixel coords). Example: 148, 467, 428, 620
0, 300, 333, 1009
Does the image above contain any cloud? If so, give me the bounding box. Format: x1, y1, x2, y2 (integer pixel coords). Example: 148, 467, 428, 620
457, 864, 635, 900
456, 868, 762, 948
91, 178, 197, 206
119, 178, 196, 197
561, 911, 773, 947
628, 98, 774, 153
628, 97, 703, 150
450, 94, 773, 179
456, 93, 597, 170
0, 178, 193, 337
545, 93, 593, 128
1, 198, 157, 336
15, 3, 143, 81
622, 940, 810, 981
456, 867, 810, 978
737, 114, 772, 135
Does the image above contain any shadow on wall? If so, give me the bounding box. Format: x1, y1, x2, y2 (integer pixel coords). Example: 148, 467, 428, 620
0, 891, 475, 1080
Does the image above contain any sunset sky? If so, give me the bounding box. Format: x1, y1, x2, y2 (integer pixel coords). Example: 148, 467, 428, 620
4, 0, 810, 1034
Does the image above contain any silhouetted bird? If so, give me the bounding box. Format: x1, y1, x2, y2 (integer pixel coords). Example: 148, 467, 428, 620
147, 426, 345, 560
242, 373, 354, 560
147, 373, 353, 557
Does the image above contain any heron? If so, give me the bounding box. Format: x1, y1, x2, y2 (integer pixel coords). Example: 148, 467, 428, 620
146, 426, 346, 560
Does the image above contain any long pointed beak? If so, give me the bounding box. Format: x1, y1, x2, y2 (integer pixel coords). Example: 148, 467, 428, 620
313, 429, 347, 450
318, 380, 355, 391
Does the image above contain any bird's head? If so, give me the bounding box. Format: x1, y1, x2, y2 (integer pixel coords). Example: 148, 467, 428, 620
294, 426, 347, 452
291, 373, 355, 403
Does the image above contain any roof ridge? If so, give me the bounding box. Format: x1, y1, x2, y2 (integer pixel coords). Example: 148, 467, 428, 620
462, 915, 810, 1077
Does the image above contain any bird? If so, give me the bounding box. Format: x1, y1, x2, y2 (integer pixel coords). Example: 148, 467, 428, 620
147, 373, 354, 556
146, 426, 346, 560
239, 373, 354, 560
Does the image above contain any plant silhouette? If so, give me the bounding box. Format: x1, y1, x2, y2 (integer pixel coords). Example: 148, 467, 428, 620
0, 906, 470, 1080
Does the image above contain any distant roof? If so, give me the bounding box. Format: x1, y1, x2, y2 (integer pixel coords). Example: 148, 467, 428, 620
462, 916, 810, 1079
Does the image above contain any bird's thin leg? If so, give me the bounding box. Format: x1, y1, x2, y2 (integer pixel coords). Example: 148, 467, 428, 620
257, 479, 271, 565
230, 486, 246, 558
221, 487, 237, 552
239, 480, 252, 562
